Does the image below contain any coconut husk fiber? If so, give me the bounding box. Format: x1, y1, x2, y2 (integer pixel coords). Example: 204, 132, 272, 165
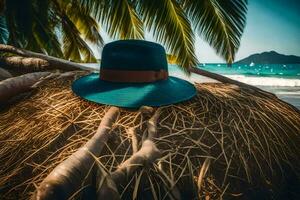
0, 72, 299, 200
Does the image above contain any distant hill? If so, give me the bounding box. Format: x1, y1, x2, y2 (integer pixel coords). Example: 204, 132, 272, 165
235, 51, 300, 64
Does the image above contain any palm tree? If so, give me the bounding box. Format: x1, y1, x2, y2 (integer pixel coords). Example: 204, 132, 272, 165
0, 0, 247, 70
0, 0, 103, 62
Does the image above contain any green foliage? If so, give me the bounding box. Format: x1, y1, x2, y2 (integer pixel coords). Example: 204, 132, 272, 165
0, 16, 8, 44
96, 0, 144, 39
3, 0, 101, 62
184, 0, 248, 64
3, 0, 248, 67
137, 0, 197, 73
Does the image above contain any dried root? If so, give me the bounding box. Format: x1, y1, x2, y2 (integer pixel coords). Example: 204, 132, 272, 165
98, 108, 162, 199
35, 107, 119, 199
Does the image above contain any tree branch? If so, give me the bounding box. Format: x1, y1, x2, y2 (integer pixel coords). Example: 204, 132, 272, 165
0, 72, 51, 102
0, 44, 88, 71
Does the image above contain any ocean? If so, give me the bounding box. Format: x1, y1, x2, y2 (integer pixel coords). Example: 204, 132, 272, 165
82, 63, 300, 109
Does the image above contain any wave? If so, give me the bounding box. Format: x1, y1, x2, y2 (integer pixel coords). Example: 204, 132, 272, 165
171, 72, 300, 87
224, 75, 300, 87
80, 64, 300, 87
275, 91, 300, 95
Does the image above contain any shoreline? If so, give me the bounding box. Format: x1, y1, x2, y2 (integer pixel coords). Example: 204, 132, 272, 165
176, 73, 300, 110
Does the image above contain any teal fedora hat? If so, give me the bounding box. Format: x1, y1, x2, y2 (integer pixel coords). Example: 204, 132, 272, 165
72, 40, 196, 108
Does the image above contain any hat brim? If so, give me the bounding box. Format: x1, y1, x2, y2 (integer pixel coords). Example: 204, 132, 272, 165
71, 73, 196, 108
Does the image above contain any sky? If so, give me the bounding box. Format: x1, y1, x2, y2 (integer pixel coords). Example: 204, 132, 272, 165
196, 0, 300, 63
96, 0, 300, 63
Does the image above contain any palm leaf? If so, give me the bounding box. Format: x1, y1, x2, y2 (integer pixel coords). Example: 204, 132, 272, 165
54, 0, 97, 62
4, 0, 62, 58
61, 13, 97, 62
32, 20, 63, 57
85, 0, 144, 39
3, 0, 248, 67
67, 2, 104, 46
0, 16, 8, 44
76, 0, 100, 14
5, 0, 33, 47
184, 0, 247, 64
137, 0, 197, 72
31, 0, 63, 57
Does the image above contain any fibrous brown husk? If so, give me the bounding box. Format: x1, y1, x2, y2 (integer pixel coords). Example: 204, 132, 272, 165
0, 73, 299, 199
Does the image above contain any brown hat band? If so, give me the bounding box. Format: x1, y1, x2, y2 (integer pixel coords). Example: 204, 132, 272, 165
100, 69, 169, 83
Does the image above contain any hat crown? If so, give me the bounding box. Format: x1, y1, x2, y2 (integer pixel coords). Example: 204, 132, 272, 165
101, 40, 168, 71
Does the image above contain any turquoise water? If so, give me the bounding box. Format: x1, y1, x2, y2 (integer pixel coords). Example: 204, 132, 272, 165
169, 63, 300, 109
168, 64, 300, 87
198, 63, 300, 78
83, 63, 300, 86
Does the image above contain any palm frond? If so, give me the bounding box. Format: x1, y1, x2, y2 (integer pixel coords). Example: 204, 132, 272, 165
0, 16, 8, 44
92, 0, 144, 39
4, 0, 63, 58
25, 33, 44, 53
184, 0, 247, 64
67, 2, 104, 47
60, 12, 97, 62
137, 0, 197, 72
3, 0, 248, 66
76, 0, 100, 15
5, 15, 19, 46
5, 0, 33, 47
32, 20, 63, 57
30, 0, 63, 57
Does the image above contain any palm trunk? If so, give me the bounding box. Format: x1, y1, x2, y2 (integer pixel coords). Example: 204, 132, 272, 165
0, 44, 86, 71
0, 56, 50, 71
